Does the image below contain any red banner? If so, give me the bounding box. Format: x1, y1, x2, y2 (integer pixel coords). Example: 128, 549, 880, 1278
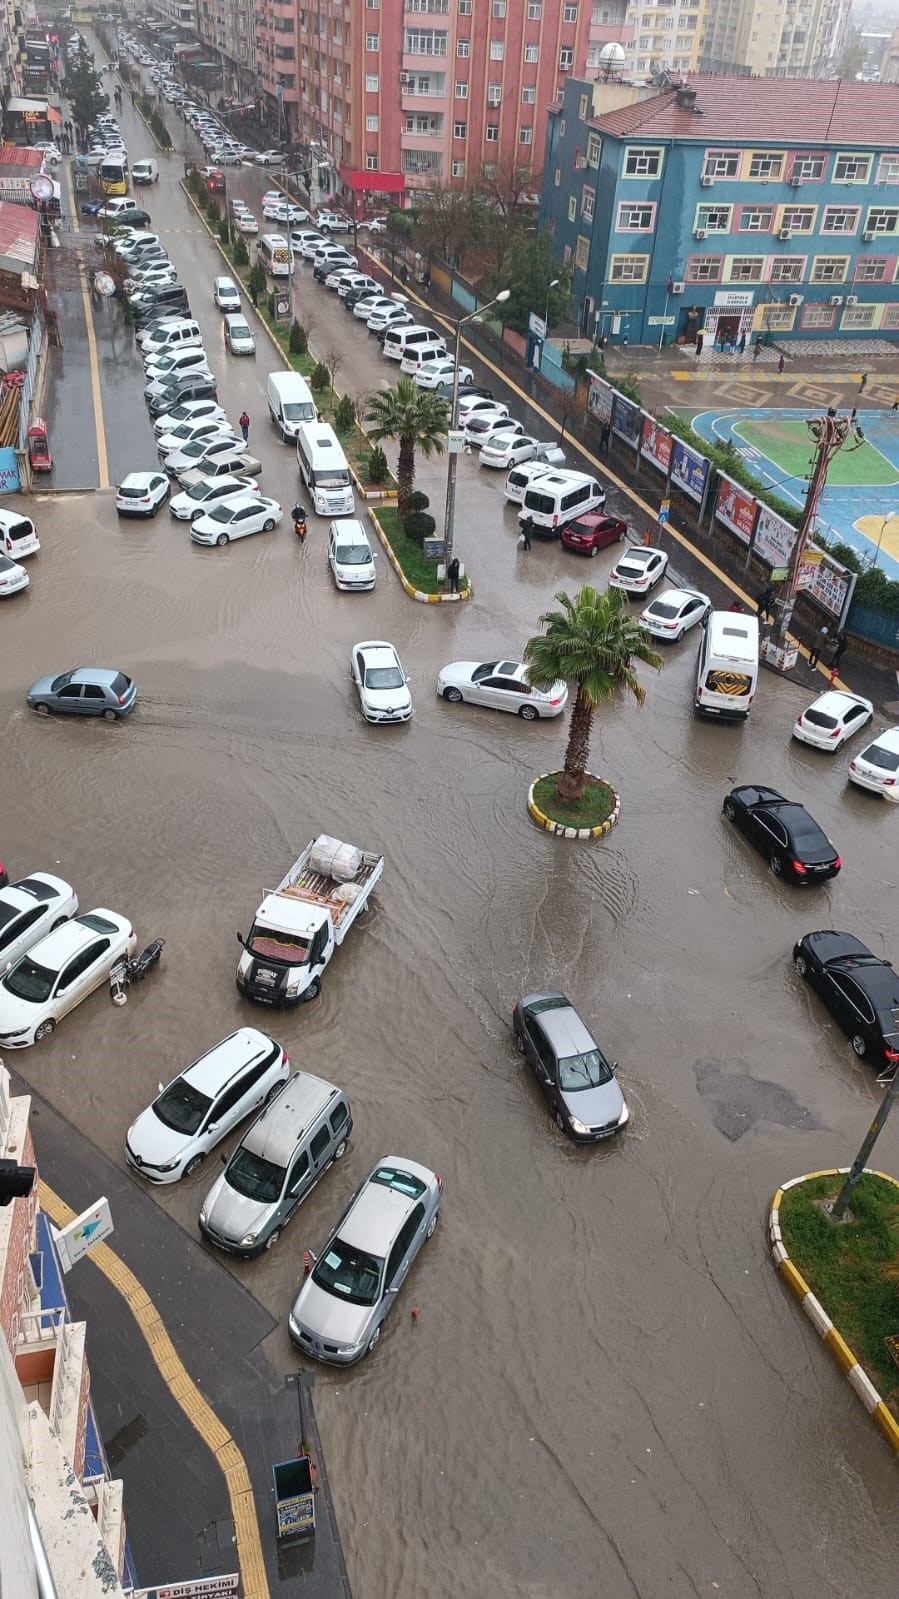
640, 417, 672, 474
714, 474, 757, 546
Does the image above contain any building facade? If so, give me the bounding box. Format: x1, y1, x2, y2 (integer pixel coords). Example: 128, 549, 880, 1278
620, 0, 709, 80
540, 73, 899, 347
697, 0, 850, 77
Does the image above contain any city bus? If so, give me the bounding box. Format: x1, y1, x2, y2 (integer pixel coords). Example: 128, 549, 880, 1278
257, 232, 292, 277
98, 154, 128, 196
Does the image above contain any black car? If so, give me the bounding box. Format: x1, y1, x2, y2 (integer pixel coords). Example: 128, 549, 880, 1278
793, 931, 899, 1072
435, 381, 493, 403
312, 256, 354, 283
146, 373, 218, 417
722, 785, 841, 883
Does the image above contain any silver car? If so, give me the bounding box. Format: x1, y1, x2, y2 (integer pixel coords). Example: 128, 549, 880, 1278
288, 1157, 442, 1364
512, 991, 629, 1141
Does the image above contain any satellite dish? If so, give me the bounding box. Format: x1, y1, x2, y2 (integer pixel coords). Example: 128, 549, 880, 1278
30, 174, 54, 203
94, 271, 116, 298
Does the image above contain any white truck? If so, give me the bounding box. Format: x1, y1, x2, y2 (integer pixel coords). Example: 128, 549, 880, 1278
236, 836, 383, 1006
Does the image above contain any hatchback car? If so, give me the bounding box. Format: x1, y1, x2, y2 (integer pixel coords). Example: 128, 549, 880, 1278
27, 667, 137, 720
213, 275, 241, 312
723, 785, 841, 882
414, 359, 474, 390
125, 1028, 290, 1183
146, 375, 218, 416
116, 471, 170, 516
351, 641, 412, 724
639, 587, 712, 641
0, 910, 136, 1048
479, 434, 564, 470
847, 726, 899, 800
288, 1156, 442, 1364
464, 415, 524, 447
329, 521, 376, 590
191, 494, 283, 546
0, 553, 29, 596
792, 690, 874, 752
224, 315, 256, 356
609, 546, 669, 595
793, 931, 899, 1073
437, 659, 567, 720
560, 513, 627, 558
170, 475, 260, 521
513, 991, 629, 1141
0, 874, 78, 977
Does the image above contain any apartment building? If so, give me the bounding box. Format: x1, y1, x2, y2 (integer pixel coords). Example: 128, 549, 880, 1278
0, 0, 25, 105
621, 0, 710, 80
195, 0, 255, 99
698, 0, 851, 77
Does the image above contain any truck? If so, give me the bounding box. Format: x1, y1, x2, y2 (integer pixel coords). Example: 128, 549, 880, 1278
236, 836, 384, 1006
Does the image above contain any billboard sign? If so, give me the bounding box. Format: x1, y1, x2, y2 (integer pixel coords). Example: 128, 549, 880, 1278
670, 439, 709, 504
611, 394, 642, 446
640, 417, 673, 475
753, 505, 798, 567
714, 474, 758, 546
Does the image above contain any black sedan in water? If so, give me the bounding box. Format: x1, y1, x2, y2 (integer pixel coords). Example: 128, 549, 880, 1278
722, 785, 841, 883
793, 931, 899, 1073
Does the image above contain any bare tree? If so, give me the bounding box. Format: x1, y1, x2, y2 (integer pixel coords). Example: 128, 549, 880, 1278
325, 346, 344, 402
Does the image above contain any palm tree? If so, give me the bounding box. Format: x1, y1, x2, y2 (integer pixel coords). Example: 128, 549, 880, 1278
365, 378, 448, 516
524, 584, 663, 804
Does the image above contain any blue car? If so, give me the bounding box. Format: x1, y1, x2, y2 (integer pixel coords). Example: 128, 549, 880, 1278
81, 200, 105, 216
26, 668, 137, 720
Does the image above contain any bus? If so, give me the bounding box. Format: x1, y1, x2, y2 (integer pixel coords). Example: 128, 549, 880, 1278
98, 155, 128, 196
257, 232, 292, 277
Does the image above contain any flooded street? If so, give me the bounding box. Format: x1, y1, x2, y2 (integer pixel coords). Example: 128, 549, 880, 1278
12, 99, 899, 1599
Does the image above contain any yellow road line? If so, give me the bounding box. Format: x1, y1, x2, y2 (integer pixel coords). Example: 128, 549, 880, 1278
66, 165, 110, 488
39, 1180, 270, 1599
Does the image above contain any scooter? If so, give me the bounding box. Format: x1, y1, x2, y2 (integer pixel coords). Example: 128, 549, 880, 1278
292, 504, 307, 543
109, 938, 165, 1006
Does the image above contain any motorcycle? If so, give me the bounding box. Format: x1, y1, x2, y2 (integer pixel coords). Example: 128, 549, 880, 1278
292, 504, 307, 543
109, 938, 165, 1006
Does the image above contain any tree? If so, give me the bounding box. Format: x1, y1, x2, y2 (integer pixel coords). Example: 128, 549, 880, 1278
524, 586, 662, 804
365, 379, 448, 516
836, 32, 868, 80
489, 233, 571, 336
65, 39, 108, 134
414, 185, 480, 266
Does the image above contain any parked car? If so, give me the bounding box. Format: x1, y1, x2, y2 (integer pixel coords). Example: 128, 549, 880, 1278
177, 442, 262, 484
353, 294, 398, 322
255, 148, 287, 166
190, 494, 283, 546
162, 433, 242, 474
464, 414, 523, 447
722, 785, 841, 883
609, 546, 669, 595
437, 659, 567, 720
792, 690, 874, 751
170, 475, 260, 520
0, 873, 79, 977
26, 667, 137, 720
639, 587, 712, 640
146, 374, 218, 416
125, 1028, 290, 1183
351, 641, 412, 724
0, 553, 29, 596
236, 211, 259, 234
479, 434, 564, 470
153, 398, 227, 436
560, 513, 628, 558
792, 931, 899, 1073
0, 910, 136, 1048
512, 991, 629, 1141
116, 471, 170, 516
848, 726, 899, 800
157, 418, 233, 457
288, 1157, 442, 1364
414, 359, 474, 391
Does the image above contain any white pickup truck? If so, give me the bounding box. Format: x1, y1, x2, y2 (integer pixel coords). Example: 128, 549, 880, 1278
236, 837, 384, 1006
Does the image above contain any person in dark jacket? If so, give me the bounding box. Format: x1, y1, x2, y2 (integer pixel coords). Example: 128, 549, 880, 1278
756, 585, 775, 624
808, 623, 829, 668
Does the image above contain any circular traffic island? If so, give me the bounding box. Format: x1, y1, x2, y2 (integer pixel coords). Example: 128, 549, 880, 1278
528, 773, 620, 840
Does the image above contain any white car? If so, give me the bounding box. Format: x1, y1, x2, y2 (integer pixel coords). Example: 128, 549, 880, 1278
33, 141, 61, 165
503, 462, 557, 505
125, 1029, 290, 1183
255, 149, 287, 166
224, 314, 256, 355
353, 293, 392, 321
157, 418, 234, 457
437, 659, 567, 720
191, 493, 283, 546
609, 546, 669, 595
163, 434, 242, 475
414, 360, 474, 390
848, 726, 899, 800
464, 414, 524, 447
479, 435, 565, 470
351, 641, 413, 724
337, 274, 378, 300
324, 267, 359, 291
236, 212, 259, 234
639, 587, 712, 641
116, 471, 170, 516
0, 553, 29, 596
170, 475, 260, 520
0, 874, 78, 976
125, 265, 177, 290
0, 909, 136, 1049
153, 398, 227, 436
792, 690, 874, 751
457, 395, 509, 425
213, 275, 241, 312
291, 229, 324, 258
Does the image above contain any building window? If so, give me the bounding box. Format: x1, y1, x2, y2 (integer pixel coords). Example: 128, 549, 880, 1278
568, 196, 577, 221
738, 207, 774, 232
685, 257, 723, 282
703, 150, 739, 179
842, 302, 877, 329
779, 206, 816, 233
790, 154, 826, 181
486, 123, 499, 141
487, 83, 502, 104
405, 27, 448, 52
452, 159, 465, 176
834, 153, 872, 183
457, 40, 470, 55
855, 258, 888, 282
769, 258, 804, 282
582, 185, 595, 219
801, 303, 838, 329
459, 0, 472, 9
493, 0, 506, 13
759, 304, 794, 332
455, 80, 468, 97
696, 205, 731, 231
454, 120, 466, 137
876, 155, 899, 184
726, 257, 764, 282
865, 208, 899, 234
623, 145, 662, 178
483, 162, 496, 178
366, 114, 379, 130
617, 201, 653, 230
883, 303, 899, 327
564, 2, 578, 19
586, 132, 600, 167
490, 40, 504, 58
519, 126, 533, 145
809, 256, 849, 283
366, 0, 379, 6
609, 253, 648, 282
575, 234, 591, 270
521, 86, 536, 103
365, 32, 379, 49
559, 47, 573, 68
579, 93, 589, 120
747, 151, 784, 180
527, 0, 542, 16
822, 207, 860, 234
365, 73, 379, 90
524, 44, 538, 62
365, 152, 379, 169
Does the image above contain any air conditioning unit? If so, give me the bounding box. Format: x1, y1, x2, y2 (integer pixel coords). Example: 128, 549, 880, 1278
779, 228, 792, 241
788, 293, 803, 306
863, 230, 875, 242
399, 72, 411, 86
845, 295, 859, 305
670, 280, 685, 294
829, 295, 844, 306
694, 228, 707, 240
700, 174, 714, 187
789, 174, 803, 188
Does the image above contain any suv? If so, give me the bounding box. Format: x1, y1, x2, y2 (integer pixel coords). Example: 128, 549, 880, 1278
560, 513, 627, 558
131, 284, 190, 322
146, 372, 218, 417
199, 1071, 352, 1255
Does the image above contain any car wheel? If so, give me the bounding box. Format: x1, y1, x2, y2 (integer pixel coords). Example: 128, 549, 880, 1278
675, 627, 685, 642
366, 1326, 381, 1354
52, 916, 69, 930
183, 1153, 205, 1178
770, 854, 784, 876
332, 1138, 348, 1161
34, 1019, 56, 1042
513, 1028, 525, 1054
216, 532, 229, 546
426, 1210, 439, 1239
794, 953, 808, 977
263, 518, 275, 531
304, 977, 322, 1002
554, 1110, 567, 1133
264, 1080, 283, 1105
34, 702, 51, 716
263, 1227, 281, 1252
851, 1034, 867, 1058
519, 704, 539, 721
103, 708, 119, 721
723, 798, 736, 821
589, 544, 599, 557
444, 687, 464, 704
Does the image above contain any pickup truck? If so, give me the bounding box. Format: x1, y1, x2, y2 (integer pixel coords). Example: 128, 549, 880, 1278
236, 838, 384, 1006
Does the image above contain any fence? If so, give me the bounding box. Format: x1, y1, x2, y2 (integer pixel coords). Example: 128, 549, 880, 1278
846, 601, 899, 651
17, 302, 46, 452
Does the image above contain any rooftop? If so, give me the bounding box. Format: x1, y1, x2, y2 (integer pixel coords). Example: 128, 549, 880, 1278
589, 76, 899, 146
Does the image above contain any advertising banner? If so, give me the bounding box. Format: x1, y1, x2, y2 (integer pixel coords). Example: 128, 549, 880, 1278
805, 546, 853, 619
753, 505, 797, 567
586, 369, 611, 422
640, 417, 673, 476
714, 474, 758, 546
670, 439, 709, 504
0, 449, 20, 494
611, 394, 642, 446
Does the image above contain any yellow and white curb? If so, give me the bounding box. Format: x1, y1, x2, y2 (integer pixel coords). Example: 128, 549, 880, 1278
368, 508, 471, 603
527, 774, 621, 838
769, 1168, 899, 1453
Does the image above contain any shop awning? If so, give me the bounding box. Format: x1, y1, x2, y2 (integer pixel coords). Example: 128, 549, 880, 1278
0, 202, 39, 277
6, 97, 49, 114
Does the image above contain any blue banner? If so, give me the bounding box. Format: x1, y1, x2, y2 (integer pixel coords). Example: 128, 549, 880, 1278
670, 439, 708, 504
0, 449, 20, 494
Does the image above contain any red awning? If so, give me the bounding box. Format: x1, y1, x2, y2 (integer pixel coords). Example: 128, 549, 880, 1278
47, 106, 62, 125
338, 165, 405, 196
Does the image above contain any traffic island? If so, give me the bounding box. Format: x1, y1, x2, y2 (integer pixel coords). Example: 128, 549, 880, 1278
369, 506, 471, 603
527, 774, 620, 839
769, 1168, 899, 1451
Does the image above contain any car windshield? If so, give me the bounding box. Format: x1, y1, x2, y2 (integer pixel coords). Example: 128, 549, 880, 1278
153, 1078, 212, 1134
185, 481, 212, 500
225, 1145, 285, 1203
472, 662, 499, 683
804, 708, 837, 729
247, 925, 310, 965
3, 957, 54, 1002
365, 665, 404, 689
558, 1049, 614, 1093
338, 545, 371, 565
864, 742, 899, 772
312, 1239, 383, 1306
209, 504, 238, 523
50, 672, 75, 691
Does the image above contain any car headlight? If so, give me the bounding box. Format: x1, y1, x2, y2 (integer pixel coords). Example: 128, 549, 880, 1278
618, 1104, 630, 1127
569, 1116, 590, 1135
240, 1231, 259, 1247
199, 1204, 208, 1225
284, 977, 301, 997
156, 1157, 181, 1173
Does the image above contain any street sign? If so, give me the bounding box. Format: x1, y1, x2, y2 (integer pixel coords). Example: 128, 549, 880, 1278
528, 312, 547, 339
447, 429, 466, 455
658, 499, 670, 525
770, 565, 789, 582
53, 1198, 113, 1272
647, 316, 676, 327
132, 1579, 239, 1599
423, 537, 446, 562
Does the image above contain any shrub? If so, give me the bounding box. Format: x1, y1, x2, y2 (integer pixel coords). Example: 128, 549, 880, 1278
311, 361, 330, 392
403, 511, 436, 546
249, 263, 267, 296
207, 198, 220, 224
334, 394, 356, 431
233, 236, 249, 267
406, 490, 430, 514
217, 218, 229, 245
267, 292, 276, 320
366, 445, 389, 483
288, 318, 304, 354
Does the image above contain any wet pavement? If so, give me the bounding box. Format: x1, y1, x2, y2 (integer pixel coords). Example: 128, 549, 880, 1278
13, 71, 899, 1599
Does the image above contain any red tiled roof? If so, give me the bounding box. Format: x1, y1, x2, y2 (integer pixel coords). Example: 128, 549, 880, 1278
0, 147, 44, 170
0, 202, 39, 272
591, 77, 899, 145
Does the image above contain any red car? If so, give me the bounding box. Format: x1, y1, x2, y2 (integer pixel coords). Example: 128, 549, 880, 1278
561, 513, 627, 557
207, 170, 225, 193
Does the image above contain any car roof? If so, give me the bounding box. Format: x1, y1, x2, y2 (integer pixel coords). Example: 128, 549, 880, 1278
333, 520, 370, 543
242, 1071, 340, 1164
863, 726, 899, 753
27, 909, 126, 968
215, 494, 261, 513
340, 1158, 437, 1253
180, 1028, 276, 1096
70, 667, 121, 685
524, 993, 596, 1056
357, 640, 399, 663
808, 690, 873, 717
224, 313, 250, 327
214, 275, 237, 288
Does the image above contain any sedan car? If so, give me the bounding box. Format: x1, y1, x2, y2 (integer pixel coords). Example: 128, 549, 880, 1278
213, 275, 241, 311
0, 909, 136, 1048
224, 314, 256, 355
354, 294, 401, 322
437, 659, 567, 720
0, 553, 29, 596
609, 546, 669, 596
722, 785, 841, 883
479, 434, 565, 470
414, 359, 474, 391
457, 395, 508, 425
351, 641, 413, 724
125, 1028, 290, 1183
146, 375, 218, 415
792, 690, 874, 752
847, 727, 899, 800
170, 475, 260, 520
560, 513, 627, 557
512, 991, 629, 1141
163, 433, 241, 475
255, 148, 287, 166
639, 586, 712, 641
464, 414, 524, 447
288, 1157, 442, 1364
191, 494, 283, 546
157, 418, 233, 457
0, 874, 78, 977
236, 211, 259, 235
116, 471, 170, 517
153, 398, 227, 437
27, 667, 137, 720
793, 931, 899, 1074
178, 443, 262, 485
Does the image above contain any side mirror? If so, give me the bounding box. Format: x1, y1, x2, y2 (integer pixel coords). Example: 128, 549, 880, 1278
611, 1061, 619, 1073
221, 1151, 228, 1164
236, 930, 245, 947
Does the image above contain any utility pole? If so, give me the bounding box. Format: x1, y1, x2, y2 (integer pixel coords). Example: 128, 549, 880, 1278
829, 1069, 899, 1221
765, 410, 852, 671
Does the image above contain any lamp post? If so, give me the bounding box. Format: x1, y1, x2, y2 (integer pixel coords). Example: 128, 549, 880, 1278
872, 511, 897, 569
442, 289, 510, 576
540, 278, 559, 371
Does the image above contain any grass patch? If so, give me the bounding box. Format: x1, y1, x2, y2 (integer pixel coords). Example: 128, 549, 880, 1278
374, 505, 468, 595
736, 420, 899, 488
532, 775, 615, 830
780, 1173, 899, 1410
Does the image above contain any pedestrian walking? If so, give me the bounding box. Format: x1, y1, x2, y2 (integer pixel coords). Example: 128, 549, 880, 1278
738, 331, 747, 355
599, 420, 611, 452
423, 267, 431, 291
248, 280, 258, 308
859, 372, 869, 392
447, 556, 460, 592
239, 410, 250, 442
892, 396, 899, 412
754, 338, 763, 361
756, 584, 775, 624
777, 353, 785, 374
400, 263, 409, 286
519, 515, 533, 552
829, 631, 848, 670
808, 623, 829, 668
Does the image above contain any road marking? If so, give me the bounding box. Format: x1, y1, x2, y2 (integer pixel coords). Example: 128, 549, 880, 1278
39, 1179, 270, 1599
66, 166, 110, 489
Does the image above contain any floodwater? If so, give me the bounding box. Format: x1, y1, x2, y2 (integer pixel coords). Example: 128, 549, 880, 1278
12, 92, 899, 1599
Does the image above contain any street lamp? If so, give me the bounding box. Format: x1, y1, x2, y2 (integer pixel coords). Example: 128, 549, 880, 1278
442, 289, 510, 576
544, 278, 560, 331
872, 511, 897, 569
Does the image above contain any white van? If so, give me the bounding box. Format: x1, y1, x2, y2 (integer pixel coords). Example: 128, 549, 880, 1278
267, 371, 317, 440
504, 462, 557, 506
296, 422, 355, 516
0, 507, 40, 558
694, 610, 760, 720
257, 233, 293, 277
328, 519, 376, 590
132, 157, 159, 184
383, 324, 447, 362
399, 337, 447, 375
139, 319, 203, 359
520, 471, 606, 534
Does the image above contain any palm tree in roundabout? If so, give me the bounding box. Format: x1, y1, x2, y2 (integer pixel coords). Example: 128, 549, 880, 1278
365, 378, 449, 517
524, 583, 663, 834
